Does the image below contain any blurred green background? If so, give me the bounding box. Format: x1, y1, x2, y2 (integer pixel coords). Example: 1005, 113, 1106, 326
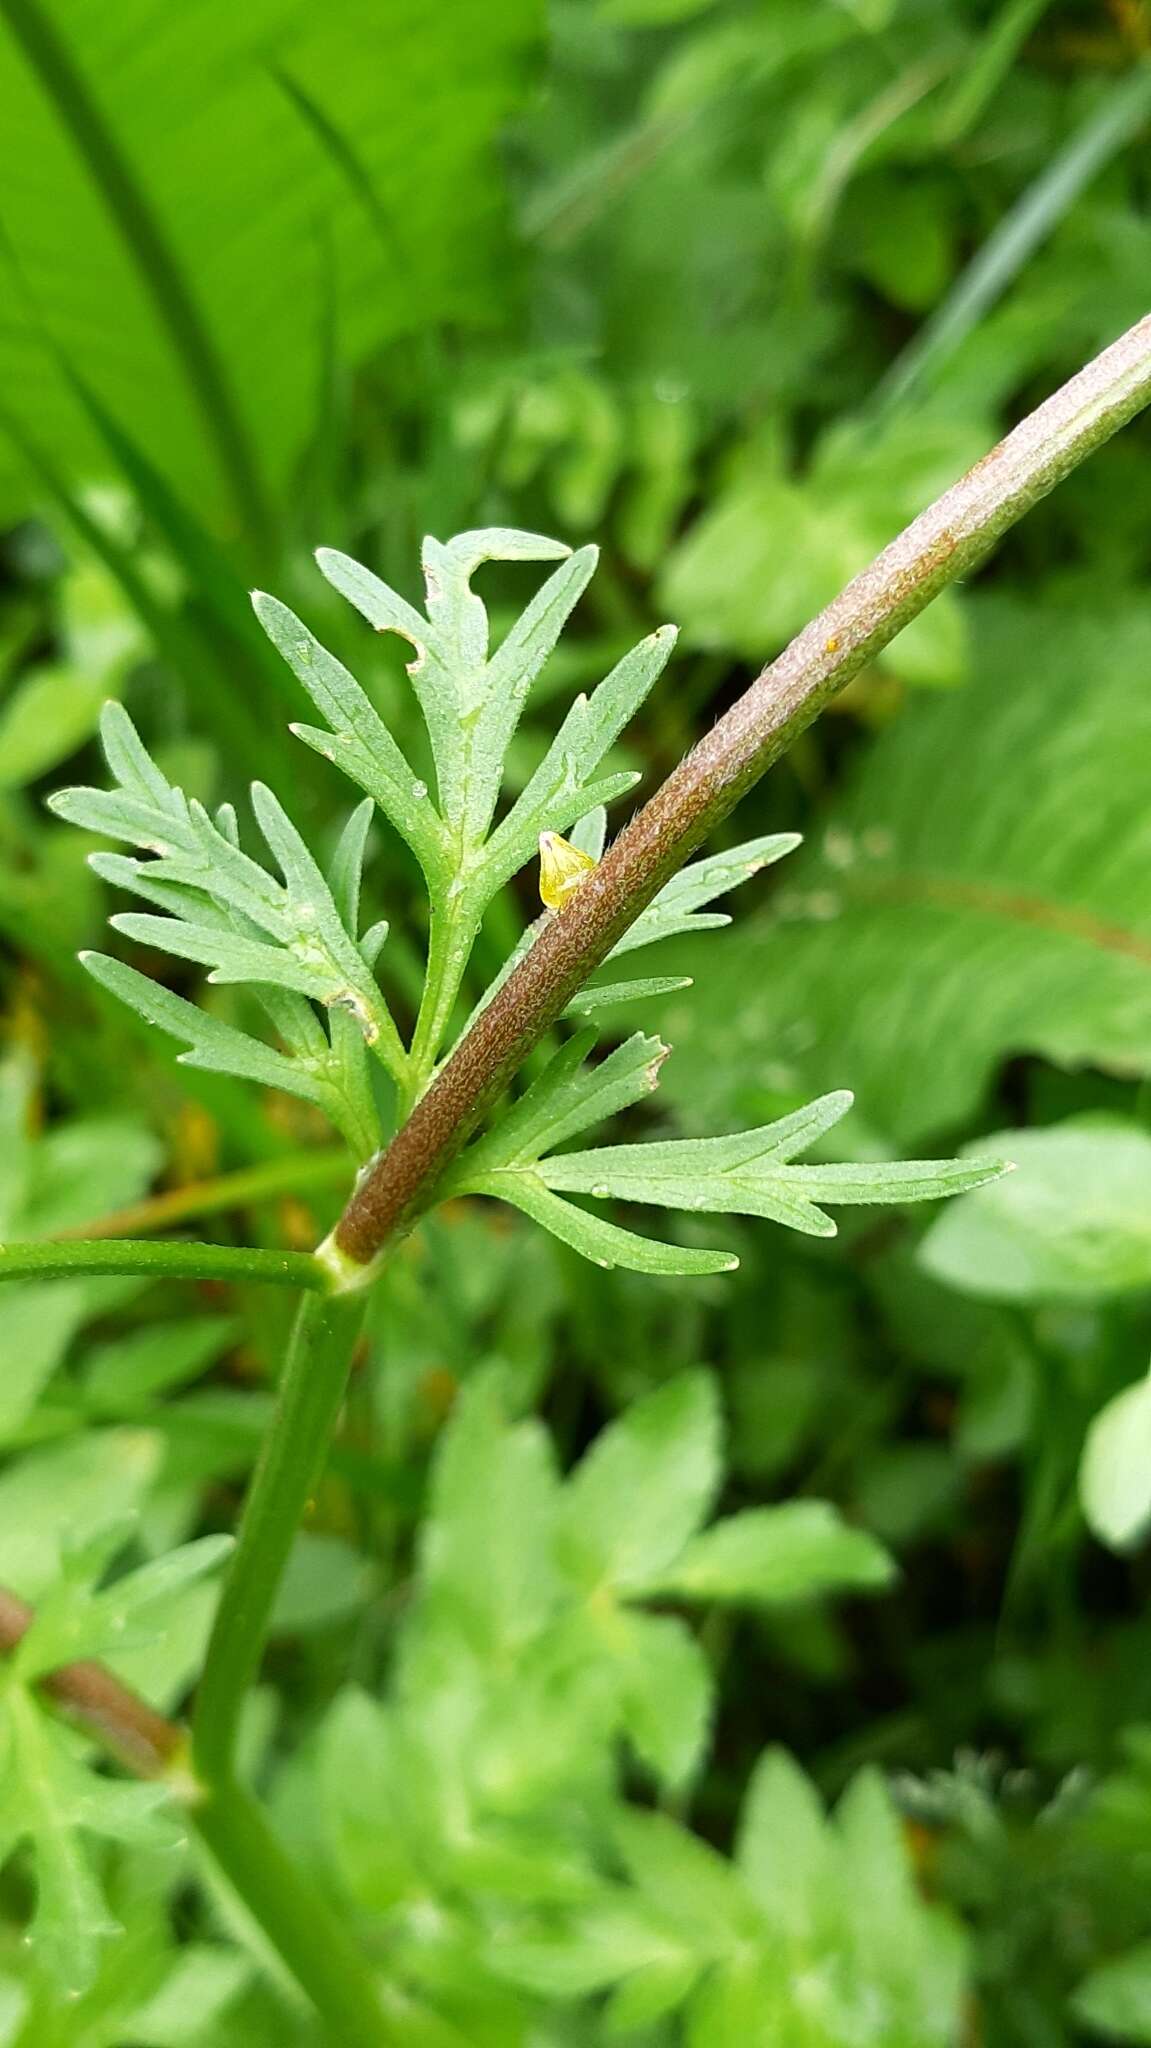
3, 1, 1151, 2042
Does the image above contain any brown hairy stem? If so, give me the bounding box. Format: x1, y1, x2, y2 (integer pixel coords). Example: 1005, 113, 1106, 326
0, 1585, 182, 1778
332, 310, 1151, 1270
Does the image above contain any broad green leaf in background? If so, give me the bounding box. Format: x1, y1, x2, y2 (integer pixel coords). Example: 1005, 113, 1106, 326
736, 1746, 830, 1938
835, 1767, 968, 2042
0, 552, 145, 789
0, 1428, 160, 1599
82, 1317, 237, 1416
662, 602, 1151, 1147
487, 1754, 965, 2045
376, 1369, 898, 1847
1073, 1941, 1151, 2046
418, 1371, 560, 1658
661, 409, 989, 688
645, 1500, 895, 1605
614, 1610, 712, 1790
270, 1531, 374, 1636
0, 1056, 161, 1438
317, 1688, 429, 1916
0, 0, 539, 543
920, 1119, 1151, 1303
118, 1947, 252, 2048
614, 1806, 763, 1949
557, 1369, 720, 1592
1079, 1371, 1151, 1556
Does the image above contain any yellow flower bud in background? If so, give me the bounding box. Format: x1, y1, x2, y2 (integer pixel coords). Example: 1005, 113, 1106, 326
538, 830, 597, 911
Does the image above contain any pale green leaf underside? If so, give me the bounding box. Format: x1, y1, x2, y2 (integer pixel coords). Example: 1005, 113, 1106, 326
567, 974, 693, 1016
80, 951, 377, 1159
253, 590, 445, 882
256, 534, 689, 1088
610, 833, 801, 958
540, 1137, 1004, 1235
55, 701, 389, 1149
313, 535, 598, 842
456, 1029, 668, 1175
455, 1082, 1006, 1271
466, 1171, 737, 1277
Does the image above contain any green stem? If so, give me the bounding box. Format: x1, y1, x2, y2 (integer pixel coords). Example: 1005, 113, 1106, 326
193, 1778, 390, 2047
54, 1149, 351, 1242
405, 887, 479, 1103
0, 1585, 389, 2040
0, 0, 275, 558
0, 1240, 326, 1289
191, 1290, 363, 1787
367, 996, 419, 1099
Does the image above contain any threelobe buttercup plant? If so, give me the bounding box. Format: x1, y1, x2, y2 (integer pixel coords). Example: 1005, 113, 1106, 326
42, 531, 1001, 2025
53, 531, 999, 1281
2, 312, 1149, 2043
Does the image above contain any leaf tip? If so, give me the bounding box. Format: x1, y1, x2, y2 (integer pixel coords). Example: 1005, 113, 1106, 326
972, 1154, 1015, 1184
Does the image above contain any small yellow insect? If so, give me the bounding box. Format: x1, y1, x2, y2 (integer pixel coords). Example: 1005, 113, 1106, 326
538, 830, 597, 911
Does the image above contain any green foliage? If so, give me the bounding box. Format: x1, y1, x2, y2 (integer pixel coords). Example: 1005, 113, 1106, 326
662, 410, 984, 687
53, 704, 392, 1152
1074, 1943, 1151, 2045
289, 1373, 956, 2045
0, 1441, 230, 1996
60, 528, 1002, 1287
0, 553, 142, 791
921, 1118, 1151, 1303
2, 0, 1151, 2039
664, 601, 1151, 1146
452, 1065, 1003, 1273
0, 1687, 172, 1994
0, 0, 538, 536
1079, 1370, 1151, 1556
0, 1053, 161, 1439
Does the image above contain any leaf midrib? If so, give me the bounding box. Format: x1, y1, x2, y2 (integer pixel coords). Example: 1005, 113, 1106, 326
834, 870, 1151, 969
